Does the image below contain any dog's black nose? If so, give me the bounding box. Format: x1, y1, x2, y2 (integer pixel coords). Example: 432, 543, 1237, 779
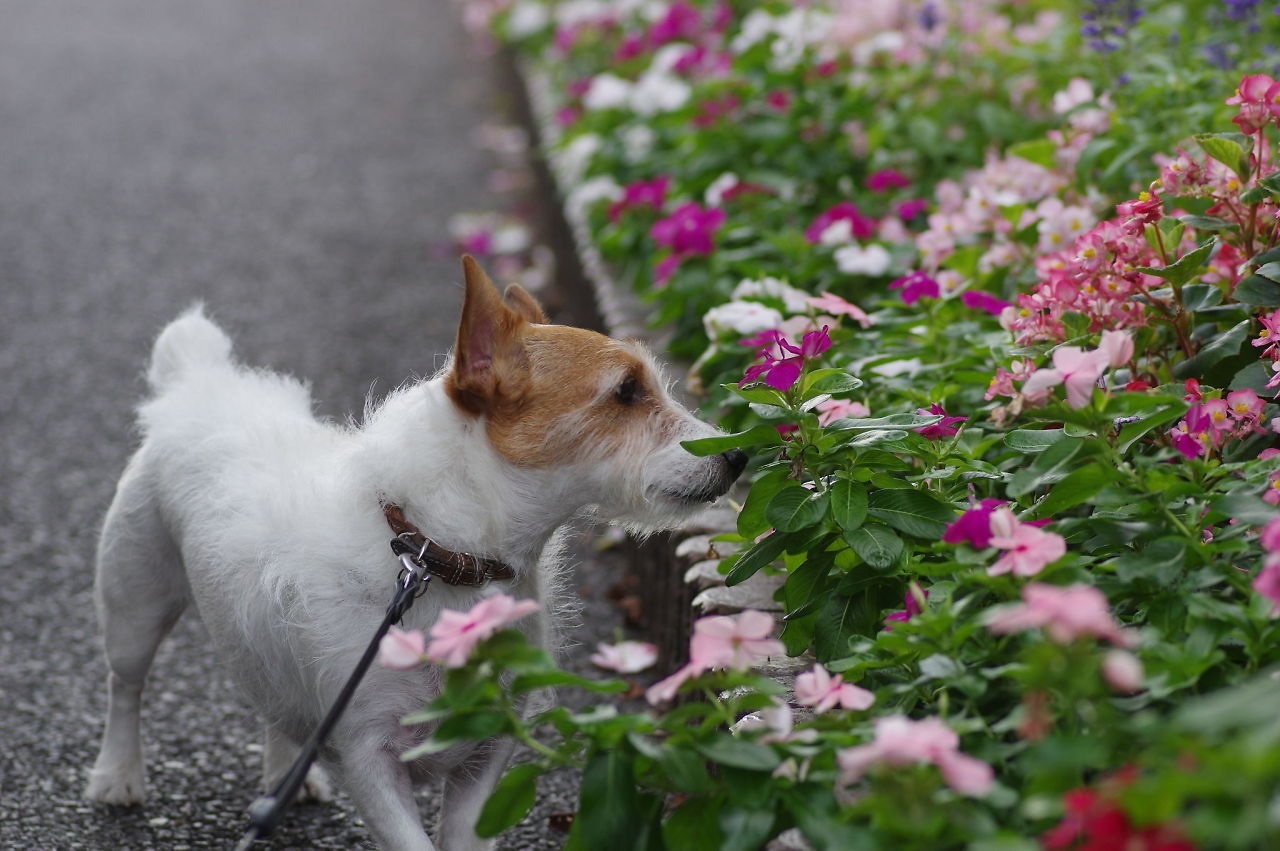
721, 448, 748, 480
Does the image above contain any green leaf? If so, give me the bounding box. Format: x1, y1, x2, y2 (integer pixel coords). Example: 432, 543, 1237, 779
866, 488, 954, 539
719, 806, 777, 851
510, 670, 627, 694
1032, 462, 1118, 518
1182, 283, 1223, 312
1179, 213, 1236, 232
825, 412, 941, 432
803, 368, 864, 397
1209, 490, 1280, 526
1136, 238, 1216, 287
1004, 428, 1066, 453
829, 478, 869, 532
1008, 436, 1084, 497
655, 745, 712, 794
765, 484, 829, 532
843, 522, 904, 570
682, 424, 782, 456
1115, 404, 1187, 454
574, 747, 652, 851
724, 532, 788, 586
697, 736, 781, 771
738, 468, 791, 538
476, 763, 542, 837
1172, 320, 1250, 381
662, 798, 723, 850
1235, 262, 1280, 306
1195, 132, 1251, 176
1008, 137, 1057, 169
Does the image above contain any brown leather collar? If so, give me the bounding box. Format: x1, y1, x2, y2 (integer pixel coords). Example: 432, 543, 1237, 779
382, 502, 515, 587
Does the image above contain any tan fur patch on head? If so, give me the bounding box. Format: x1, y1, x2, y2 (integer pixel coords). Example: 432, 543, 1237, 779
484, 325, 679, 468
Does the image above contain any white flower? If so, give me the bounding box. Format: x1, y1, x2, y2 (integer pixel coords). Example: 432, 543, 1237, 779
552, 133, 602, 185
505, 1, 550, 38
566, 176, 622, 221
589, 640, 659, 673
703, 301, 784, 337
552, 0, 612, 28
704, 172, 740, 207
818, 218, 855, 246
834, 243, 892, 276
630, 71, 691, 115
732, 277, 812, 314
620, 124, 656, 162
582, 73, 633, 111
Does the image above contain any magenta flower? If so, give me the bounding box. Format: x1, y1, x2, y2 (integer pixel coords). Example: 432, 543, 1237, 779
805, 201, 877, 244
589, 640, 659, 673
943, 499, 1005, 549
376, 625, 427, 671
794, 664, 875, 714
425, 595, 540, 668
1169, 404, 1214, 460
650, 201, 726, 256
837, 715, 994, 797
987, 508, 1067, 577
739, 326, 832, 391
609, 175, 670, 222
914, 402, 966, 440
866, 168, 911, 192
961, 290, 1012, 316
888, 270, 941, 305
986, 582, 1132, 646
884, 585, 928, 630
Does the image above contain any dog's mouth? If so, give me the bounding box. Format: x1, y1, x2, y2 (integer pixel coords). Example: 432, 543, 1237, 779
656, 449, 749, 506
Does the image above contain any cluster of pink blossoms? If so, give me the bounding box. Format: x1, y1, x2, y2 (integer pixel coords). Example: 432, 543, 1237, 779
646, 609, 784, 704
1253, 517, 1280, 614
944, 499, 1066, 577
837, 715, 994, 797
377, 594, 540, 671
1170, 383, 1267, 461
987, 331, 1132, 415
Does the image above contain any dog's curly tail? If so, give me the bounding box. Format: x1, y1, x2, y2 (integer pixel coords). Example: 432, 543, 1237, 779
147, 304, 234, 391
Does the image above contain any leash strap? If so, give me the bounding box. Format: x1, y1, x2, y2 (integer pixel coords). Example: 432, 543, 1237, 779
234, 550, 431, 850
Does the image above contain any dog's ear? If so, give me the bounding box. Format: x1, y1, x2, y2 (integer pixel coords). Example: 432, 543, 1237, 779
448, 255, 530, 415
503, 283, 548, 325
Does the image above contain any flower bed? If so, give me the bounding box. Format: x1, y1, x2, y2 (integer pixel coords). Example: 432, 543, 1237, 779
406, 2, 1280, 847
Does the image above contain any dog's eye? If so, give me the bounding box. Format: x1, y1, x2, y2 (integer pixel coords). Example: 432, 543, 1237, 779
615, 376, 641, 405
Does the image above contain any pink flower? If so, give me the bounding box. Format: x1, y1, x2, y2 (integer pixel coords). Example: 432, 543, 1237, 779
1226, 73, 1280, 135
867, 168, 911, 192
986, 583, 1132, 645
943, 499, 1005, 549
589, 640, 659, 673
1260, 516, 1280, 551
808, 291, 874, 328
837, 715, 994, 797
794, 665, 875, 714
376, 625, 427, 671
1170, 404, 1215, 460
1102, 649, 1145, 693
914, 402, 966, 440
646, 610, 784, 705
888, 270, 941, 305
961, 290, 1012, 316
815, 398, 870, 426
425, 595, 540, 668
1253, 563, 1280, 615
1097, 330, 1134, 367
1021, 345, 1110, 409
986, 509, 1067, 577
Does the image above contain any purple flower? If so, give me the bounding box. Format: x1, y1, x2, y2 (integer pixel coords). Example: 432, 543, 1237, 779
914, 403, 967, 439
650, 202, 726, 256
610, 176, 670, 222
805, 201, 877, 244
884, 586, 929, 630
889, 271, 941, 305
866, 169, 911, 192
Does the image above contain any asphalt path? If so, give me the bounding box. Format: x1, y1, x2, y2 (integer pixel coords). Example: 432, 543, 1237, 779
0, 2, 630, 847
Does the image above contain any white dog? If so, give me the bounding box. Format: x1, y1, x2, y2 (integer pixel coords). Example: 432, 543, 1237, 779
84, 256, 746, 850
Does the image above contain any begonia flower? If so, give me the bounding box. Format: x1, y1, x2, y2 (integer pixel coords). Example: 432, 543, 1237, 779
986, 583, 1132, 645
1226, 73, 1280, 134
425, 595, 540, 668
794, 664, 875, 714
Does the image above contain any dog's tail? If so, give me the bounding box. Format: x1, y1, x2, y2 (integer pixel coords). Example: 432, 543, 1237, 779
147, 305, 234, 391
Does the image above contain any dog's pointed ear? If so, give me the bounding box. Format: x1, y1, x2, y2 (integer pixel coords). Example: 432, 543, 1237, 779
503, 283, 547, 325
448, 255, 530, 415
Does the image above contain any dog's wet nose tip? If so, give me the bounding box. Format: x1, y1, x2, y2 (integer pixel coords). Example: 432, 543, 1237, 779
721, 448, 748, 480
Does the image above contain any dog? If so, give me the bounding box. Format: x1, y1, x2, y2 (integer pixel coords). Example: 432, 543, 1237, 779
83, 256, 747, 850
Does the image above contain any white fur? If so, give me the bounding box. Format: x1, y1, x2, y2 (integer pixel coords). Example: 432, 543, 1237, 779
84, 305, 742, 850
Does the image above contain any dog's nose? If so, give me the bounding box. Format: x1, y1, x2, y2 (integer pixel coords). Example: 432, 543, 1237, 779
721, 448, 748, 480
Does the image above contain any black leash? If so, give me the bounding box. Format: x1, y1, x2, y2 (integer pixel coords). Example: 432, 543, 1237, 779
233, 539, 432, 850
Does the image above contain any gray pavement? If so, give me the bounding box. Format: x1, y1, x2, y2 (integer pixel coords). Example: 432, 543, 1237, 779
0, 2, 628, 847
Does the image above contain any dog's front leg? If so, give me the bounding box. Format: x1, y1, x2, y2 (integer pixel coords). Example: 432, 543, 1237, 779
338, 742, 437, 851
436, 737, 516, 851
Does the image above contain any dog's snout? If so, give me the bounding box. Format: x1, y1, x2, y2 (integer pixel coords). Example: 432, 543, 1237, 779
722, 449, 748, 480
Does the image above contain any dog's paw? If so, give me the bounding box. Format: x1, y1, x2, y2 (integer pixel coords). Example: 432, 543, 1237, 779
84, 766, 146, 805
297, 763, 334, 803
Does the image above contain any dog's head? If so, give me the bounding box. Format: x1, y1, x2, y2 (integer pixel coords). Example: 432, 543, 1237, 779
444, 256, 746, 530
